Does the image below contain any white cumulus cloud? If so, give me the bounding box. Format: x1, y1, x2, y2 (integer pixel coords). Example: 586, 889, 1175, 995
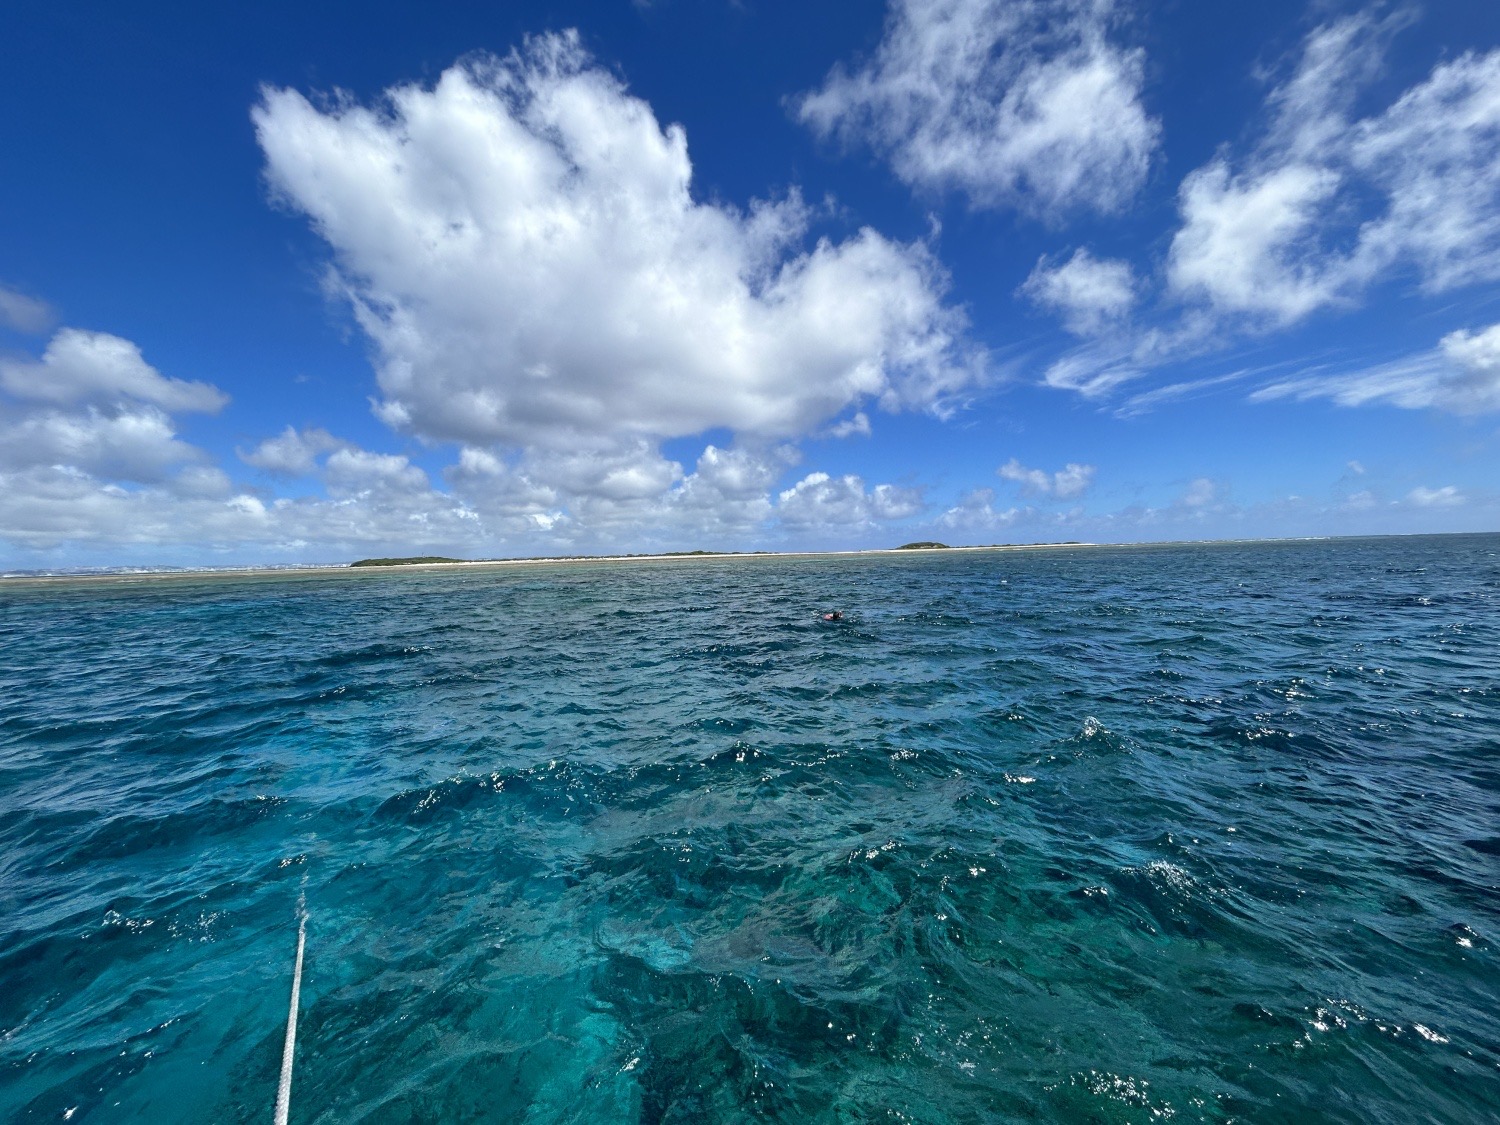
937, 487, 1022, 532
0, 327, 227, 495
323, 448, 433, 500
1022, 248, 1136, 335
254, 32, 980, 456
0, 406, 205, 484
0, 329, 227, 414
0, 326, 892, 558
1169, 161, 1346, 325
240, 426, 348, 475
824, 411, 872, 439
998, 457, 1095, 498
0, 328, 503, 558
776, 471, 922, 529
1407, 485, 1462, 508
543, 443, 806, 546
521, 441, 683, 502
1439, 323, 1500, 396
796, 0, 1158, 217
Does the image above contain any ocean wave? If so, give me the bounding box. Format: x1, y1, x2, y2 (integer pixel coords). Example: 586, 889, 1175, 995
3, 536, 1498, 1121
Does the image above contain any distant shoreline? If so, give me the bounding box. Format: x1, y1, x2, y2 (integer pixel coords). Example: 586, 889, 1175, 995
0, 542, 1094, 587
4, 531, 1496, 588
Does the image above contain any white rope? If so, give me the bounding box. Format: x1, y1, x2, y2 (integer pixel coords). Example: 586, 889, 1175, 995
273, 905, 306, 1125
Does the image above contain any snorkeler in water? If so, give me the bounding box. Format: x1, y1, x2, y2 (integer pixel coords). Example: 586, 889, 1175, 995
821, 611, 843, 621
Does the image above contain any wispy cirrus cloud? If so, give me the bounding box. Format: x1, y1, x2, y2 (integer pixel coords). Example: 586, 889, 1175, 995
1166, 13, 1500, 325
1032, 12, 1500, 415
0, 285, 56, 335
1252, 322, 1500, 413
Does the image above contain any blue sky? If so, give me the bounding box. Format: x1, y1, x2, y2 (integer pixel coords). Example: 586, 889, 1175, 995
1, 0, 1498, 566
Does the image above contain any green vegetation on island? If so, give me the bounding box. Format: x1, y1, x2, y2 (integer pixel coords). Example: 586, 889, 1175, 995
896, 541, 950, 550
349, 556, 465, 567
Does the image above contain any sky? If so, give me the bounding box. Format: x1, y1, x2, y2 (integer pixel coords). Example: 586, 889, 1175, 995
2, 0, 1499, 567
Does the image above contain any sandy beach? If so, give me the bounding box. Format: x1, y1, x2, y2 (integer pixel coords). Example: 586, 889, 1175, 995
0, 542, 1099, 589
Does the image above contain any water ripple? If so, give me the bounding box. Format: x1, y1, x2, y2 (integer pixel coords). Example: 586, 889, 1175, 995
2, 536, 1498, 1121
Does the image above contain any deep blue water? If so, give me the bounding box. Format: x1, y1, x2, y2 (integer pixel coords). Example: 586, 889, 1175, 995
2, 537, 1498, 1123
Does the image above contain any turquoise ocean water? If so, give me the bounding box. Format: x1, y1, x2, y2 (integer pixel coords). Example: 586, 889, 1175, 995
2, 536, 1497, 1122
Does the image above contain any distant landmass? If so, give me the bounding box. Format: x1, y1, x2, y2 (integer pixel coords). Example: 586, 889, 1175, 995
342, 542, 1099, 569
347, 550, 746, 568
349, 556, 464, 567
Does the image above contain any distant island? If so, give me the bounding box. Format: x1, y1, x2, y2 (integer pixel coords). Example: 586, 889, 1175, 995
347, 549, 772, 568
1, 540, 1108, 586
343, 541, 1091, 568
349, 556, 465, 567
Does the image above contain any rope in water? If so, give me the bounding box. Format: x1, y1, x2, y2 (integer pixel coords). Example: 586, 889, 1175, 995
272, 905, 306, 1125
